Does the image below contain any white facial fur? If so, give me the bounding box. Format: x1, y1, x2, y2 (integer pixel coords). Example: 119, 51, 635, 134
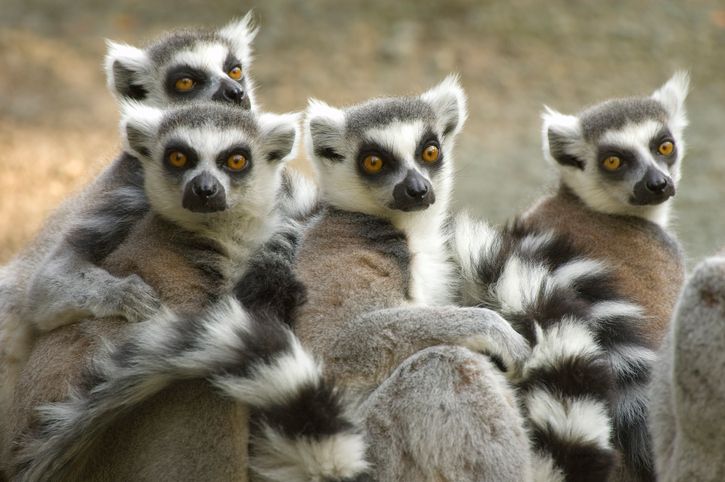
120, 102, 299, 237
542, 71, 689, 227
105, 14, 258, 109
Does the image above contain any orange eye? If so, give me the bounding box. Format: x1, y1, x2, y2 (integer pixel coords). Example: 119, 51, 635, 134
228, 66, 243, 80
362, 155, 384, 174
175, 77, 195, 92
422, 144, 440, 163
168, 151, 188, 168
602, 156, 622, 171
658, 141, 674, 156
227, 153, 248, 171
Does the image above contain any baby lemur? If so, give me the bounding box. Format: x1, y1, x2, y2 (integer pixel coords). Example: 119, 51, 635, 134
7, 102, 369, 482
294, 77, 534, 481
525, 72, 689, 347
0, 15, 259, 385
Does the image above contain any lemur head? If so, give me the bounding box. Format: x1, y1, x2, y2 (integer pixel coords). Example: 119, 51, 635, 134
106, 14, 257, 109
120, 101, 299, 233
304, 76, 467, 225
542, 71, 689, 226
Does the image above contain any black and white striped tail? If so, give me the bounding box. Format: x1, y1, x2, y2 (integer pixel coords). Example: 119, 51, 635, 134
13, 297, 369, 482
453, 214, 655, 481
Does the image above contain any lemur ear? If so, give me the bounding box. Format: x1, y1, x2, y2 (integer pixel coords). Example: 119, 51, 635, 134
542, 106, 586, 170
258, 112, 300, 164
120, 101, 164, 159
218, 12, 258, 66
420, 74, 468, 138
305, 99, 346, 163
652, 70, 689, 132
105, 40, 152, 101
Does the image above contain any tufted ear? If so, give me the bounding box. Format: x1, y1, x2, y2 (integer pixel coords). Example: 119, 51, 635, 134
105, 40, 152, 101
304, 99, 346, 163
652, 70, 689, 133
119, 101, 164, 159
541, 106, 587, 170
218, 12, 258, 67
257, 112, 300, 164
420, 74, 468, 139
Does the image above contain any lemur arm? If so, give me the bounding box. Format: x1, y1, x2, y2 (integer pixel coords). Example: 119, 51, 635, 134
321, 305, 531, 392
25, 154, 157, 331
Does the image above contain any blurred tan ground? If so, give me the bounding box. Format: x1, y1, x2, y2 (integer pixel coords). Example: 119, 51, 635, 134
0, 0, 723, 264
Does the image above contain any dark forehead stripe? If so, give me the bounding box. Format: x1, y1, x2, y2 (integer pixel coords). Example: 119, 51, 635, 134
345, 97, 434, 136
146, 29, 231, 65
579, 98, 668, 141
158, 104, 258, 137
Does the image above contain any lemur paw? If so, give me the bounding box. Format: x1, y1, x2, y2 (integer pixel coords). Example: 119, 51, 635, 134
111, 274, 162, 322
458, 310, 532, 380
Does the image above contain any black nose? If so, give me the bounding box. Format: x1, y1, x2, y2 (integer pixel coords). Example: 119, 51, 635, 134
212, 81, 246, 105
646, 176, 669, 193
392, 169, 435, 212
183, 172, 227, 213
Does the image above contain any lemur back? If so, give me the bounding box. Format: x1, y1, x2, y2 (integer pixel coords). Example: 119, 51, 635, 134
523, 186, 684, 346
527, 72, 690, 347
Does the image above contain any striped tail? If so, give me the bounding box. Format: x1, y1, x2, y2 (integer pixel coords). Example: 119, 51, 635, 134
453, 214, 655, 481
13, 297, 369, 482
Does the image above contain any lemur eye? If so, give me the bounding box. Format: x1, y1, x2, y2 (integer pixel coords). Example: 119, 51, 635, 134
168, 151, 188, 168
658, 141, 674, 156
362, 155, 384, 174
602, 156, 622, 171
175, 78, 195, 92
228, 66, 243, 80
227, 154, 248, 171
422, 144, 440, 164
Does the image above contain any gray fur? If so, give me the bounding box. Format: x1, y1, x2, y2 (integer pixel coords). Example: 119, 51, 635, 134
345, 97, 434, 137
157, 104, 259, 138
579, 97, 667, 142
361, 345, 531, 481
649, 251, 725, 481
146, 30, 233, 65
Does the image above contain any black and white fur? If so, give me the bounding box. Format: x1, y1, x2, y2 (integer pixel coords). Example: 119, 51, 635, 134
307, 75, 466, 306
0, 16, 263, 407
541, 71, 689, 228
453, 215, 656, 481
14, 297, 369, 482
13, 103, 369, 482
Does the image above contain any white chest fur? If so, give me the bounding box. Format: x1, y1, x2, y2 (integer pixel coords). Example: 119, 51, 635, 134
402, 222, 455, 307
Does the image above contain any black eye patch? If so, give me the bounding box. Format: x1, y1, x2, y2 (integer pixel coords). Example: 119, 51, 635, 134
649, 128, 678, 165
414, 130, 443, 172
223, 53, 243, 78
165, 65, 209, 98
215, 144, 253, 181
596, 145, 639, 180
162, 140, 199, 177
356, 141, 401, 181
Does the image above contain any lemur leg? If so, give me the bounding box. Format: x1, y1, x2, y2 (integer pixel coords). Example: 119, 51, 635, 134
651, 254, 725, 482
359, 345, 532, 482
26, 250, 160, 330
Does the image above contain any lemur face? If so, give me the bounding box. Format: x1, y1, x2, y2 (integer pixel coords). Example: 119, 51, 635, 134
542, 72, 689, 219
121, 102, 299, 229
305, 76, 467, 219
105, 14, 257, 110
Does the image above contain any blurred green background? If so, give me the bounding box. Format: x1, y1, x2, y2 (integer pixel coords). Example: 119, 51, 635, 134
0, 0, 723, 265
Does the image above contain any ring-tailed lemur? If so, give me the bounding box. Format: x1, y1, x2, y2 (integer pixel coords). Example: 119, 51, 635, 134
524, 72, 689, 348
294, 77, 534, 481
450, 74, 689, 481
7, 102, 367, 482
0, 15, 260, 391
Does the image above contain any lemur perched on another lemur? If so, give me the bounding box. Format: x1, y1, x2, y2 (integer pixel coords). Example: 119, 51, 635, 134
7, 102, 369, 482
453, 73, 689, 481
295, 77, 535, 481
0, 15, 258, 390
